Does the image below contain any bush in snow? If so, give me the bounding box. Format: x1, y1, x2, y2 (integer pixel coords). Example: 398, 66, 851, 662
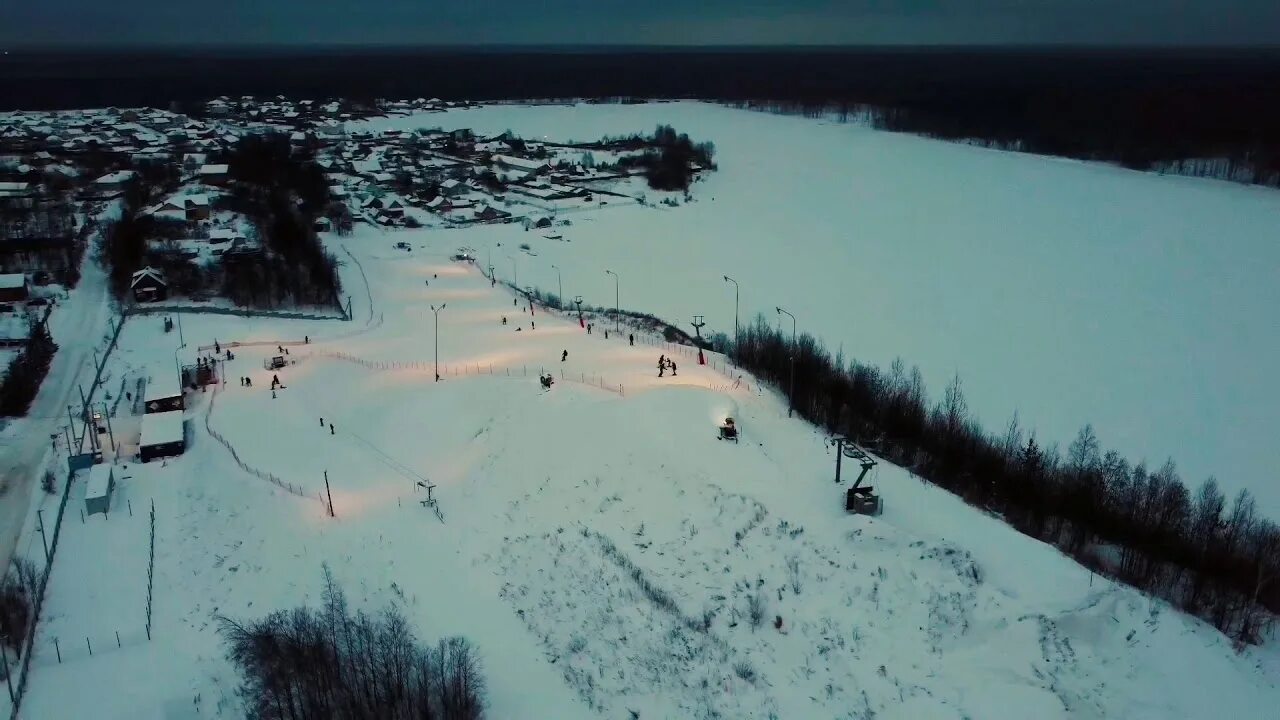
217, 565, 486, 720
0, 558, 39, 652
41, 470, 56, 495
747, 591, 766, 630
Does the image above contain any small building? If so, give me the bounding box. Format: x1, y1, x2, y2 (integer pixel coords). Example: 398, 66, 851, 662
84, 463, 115, 516
0, 181, 33, 199
130, 267, 168, 302
0, 273, 29, 302
197, 164, 229, 185
139, 410, 185, 462
493, 154, 548, 178
91, 170, 138, 196
184, 194, 211, 221
144, 375, 185, 414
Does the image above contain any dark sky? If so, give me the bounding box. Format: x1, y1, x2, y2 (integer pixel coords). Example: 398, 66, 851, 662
3, 1, 1280, 48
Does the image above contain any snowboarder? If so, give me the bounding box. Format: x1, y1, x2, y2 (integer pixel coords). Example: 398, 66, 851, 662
629, 333, 634, 346
272, 374, 280, 386
561, 350, 568, 362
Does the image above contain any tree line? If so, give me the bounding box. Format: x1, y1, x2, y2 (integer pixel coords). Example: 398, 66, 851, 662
217, 567, 485, 720
722, 314, 1278, 644
614, 125, 716, 191
0, 310, 57, 417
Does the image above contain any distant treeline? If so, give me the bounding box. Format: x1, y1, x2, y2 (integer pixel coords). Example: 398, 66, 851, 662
4, 47, 1280, 185
718, 315, 1278, 644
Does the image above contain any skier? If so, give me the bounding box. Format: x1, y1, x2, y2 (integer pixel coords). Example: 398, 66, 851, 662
658, 355, 665, 377
330, 423, 335, 435
215, 340, 221, 354
502, 316, 508, 325
531, 321, 535, 330
629, 333, 634, 346
587, 323, 592, 335
513, 298, 518, 307
278, 345, 284, 353
246, 377, 252, 387
320, 417, 324, 427
605, 330, 609, 340
304, 335, 309, 344
562, 349, 568, 362
671, 360, 677, 376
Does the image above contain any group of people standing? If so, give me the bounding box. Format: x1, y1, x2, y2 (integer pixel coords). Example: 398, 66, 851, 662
657, 354, 677, 377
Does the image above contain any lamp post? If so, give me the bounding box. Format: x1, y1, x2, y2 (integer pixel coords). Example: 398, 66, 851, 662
507, 254, 518, 288
723, 275, 739, 351
776, 306, 796, 417
550, 264, 563, 308
691, 314, 706, 365
574, 295, 584, 328
605, 269, 619, 335
431, 303, 446, 381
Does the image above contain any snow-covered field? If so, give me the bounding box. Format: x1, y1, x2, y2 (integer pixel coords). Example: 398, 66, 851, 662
354, 101, 1280, 518
14, 222, 1279, 718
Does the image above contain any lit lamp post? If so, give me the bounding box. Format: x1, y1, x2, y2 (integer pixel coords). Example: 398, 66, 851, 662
605, 269, 619, 335
776, 306, 796, 417
550, 264, 563, 309
431, 303, 446, 381
723, 275, 739, 352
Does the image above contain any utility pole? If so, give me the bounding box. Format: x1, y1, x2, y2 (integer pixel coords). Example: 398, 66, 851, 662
691, 314, 706, 365
507, 254, 518, 288
431, 303, 446, 382
551, 264, 563, 308
605, 269, 619, 335
723, 275, 739, 352
776, 306, 796, 418
102, 402, 116, 454
176, 313, 185, 348
36, 509, 49, 563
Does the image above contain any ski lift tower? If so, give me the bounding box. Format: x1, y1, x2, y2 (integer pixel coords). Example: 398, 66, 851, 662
574, 295, 584, 328
691, 314, 706, 365
832, 436, 882, 516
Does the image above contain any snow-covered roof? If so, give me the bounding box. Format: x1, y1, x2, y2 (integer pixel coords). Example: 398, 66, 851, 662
494, 155, 547, 173
184, 194, 209, 207
93, 170, 137, 185
0, 273, 26, 290
141, 410, 185, 447
86, 463, 114, 500
145, 373, 183, 404
130, 266, 166, 288
209, 228, 243, 241
197, 164, 229, 176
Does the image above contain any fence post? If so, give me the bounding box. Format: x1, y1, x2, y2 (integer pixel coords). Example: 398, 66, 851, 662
86, 637, 92, 656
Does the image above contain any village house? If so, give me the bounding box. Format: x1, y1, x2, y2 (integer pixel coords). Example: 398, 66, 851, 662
91, 169, 138, 196
197, 163, 230, 185
0, 273, 29, 303
130, 266, 168, 302
184, 194, 211, 221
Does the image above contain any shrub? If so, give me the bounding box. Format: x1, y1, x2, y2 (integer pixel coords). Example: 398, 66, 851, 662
218, 565, 486, 720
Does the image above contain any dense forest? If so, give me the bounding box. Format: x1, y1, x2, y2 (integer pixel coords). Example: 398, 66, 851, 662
102, 133, 341, 309
714, 316, 1278, 644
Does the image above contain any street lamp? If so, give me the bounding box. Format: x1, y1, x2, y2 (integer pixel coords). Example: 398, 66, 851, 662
723, 275, 739, 351
574, 295, 584, 328
550, 264, 563, 308
776, 306, 796, 417
431, 303, 446, 381
605, 269, 619, 335
506, 254, 518, 288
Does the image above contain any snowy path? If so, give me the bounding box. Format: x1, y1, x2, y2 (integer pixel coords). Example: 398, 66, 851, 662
0, 231, 113, 578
